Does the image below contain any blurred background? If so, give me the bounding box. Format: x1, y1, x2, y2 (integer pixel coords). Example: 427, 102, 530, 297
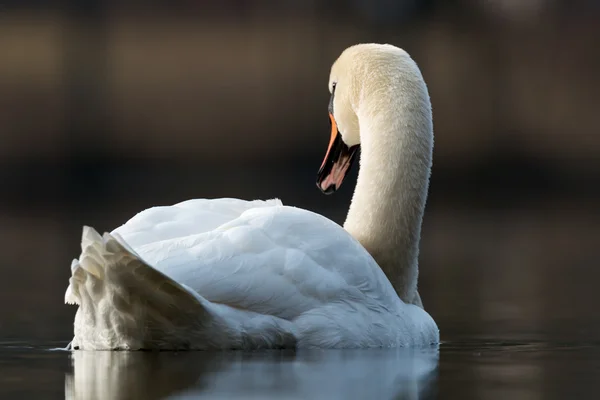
1, 0, 598, 348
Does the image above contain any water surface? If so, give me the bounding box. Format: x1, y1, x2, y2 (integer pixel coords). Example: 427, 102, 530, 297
1, 339, 598, 399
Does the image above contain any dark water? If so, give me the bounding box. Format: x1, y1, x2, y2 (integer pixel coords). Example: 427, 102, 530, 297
2, 340, 599, 399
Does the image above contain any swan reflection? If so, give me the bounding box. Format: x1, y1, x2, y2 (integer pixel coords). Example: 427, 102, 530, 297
65, 347, 438, 399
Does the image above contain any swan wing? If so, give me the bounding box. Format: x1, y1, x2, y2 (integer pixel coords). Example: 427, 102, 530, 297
112, 199, 400, 321
112, 198, 283, 248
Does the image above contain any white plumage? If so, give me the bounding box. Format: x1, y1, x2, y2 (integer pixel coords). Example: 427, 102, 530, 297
65, 43, 440, 350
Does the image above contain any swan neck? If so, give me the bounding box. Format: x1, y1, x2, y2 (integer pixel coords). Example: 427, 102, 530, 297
343, 100, 432, 304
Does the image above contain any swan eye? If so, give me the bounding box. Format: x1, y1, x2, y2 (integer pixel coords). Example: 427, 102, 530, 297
328, 84, 336, 114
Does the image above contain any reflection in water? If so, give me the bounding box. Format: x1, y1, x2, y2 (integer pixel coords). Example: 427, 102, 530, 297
65, 347, 439, 400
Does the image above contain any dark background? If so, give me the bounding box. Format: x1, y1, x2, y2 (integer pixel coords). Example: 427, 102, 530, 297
0, 0, 598, 346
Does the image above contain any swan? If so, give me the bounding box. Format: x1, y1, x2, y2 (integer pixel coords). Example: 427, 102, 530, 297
65, 43, 439, 350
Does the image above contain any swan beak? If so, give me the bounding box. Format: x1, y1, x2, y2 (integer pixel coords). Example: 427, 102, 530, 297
316, 113, 359, 194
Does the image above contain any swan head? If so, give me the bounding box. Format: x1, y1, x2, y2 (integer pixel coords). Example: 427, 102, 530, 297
316, 43, 422, 194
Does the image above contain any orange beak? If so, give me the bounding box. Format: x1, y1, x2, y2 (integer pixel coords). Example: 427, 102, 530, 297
316, 113, 359, 194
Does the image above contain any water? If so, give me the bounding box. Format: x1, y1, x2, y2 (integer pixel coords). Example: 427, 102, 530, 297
1, 340, 599, 399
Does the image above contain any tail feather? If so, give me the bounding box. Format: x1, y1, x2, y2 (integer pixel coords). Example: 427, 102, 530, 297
65, 226, 211, 350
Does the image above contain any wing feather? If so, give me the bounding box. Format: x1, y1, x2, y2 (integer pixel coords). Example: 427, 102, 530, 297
112, 199, 399, 321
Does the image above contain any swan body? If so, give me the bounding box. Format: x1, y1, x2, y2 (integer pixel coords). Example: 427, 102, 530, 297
65, 43, 440, 350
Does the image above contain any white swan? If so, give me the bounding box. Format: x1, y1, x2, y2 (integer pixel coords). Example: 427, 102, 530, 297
65, 43, 439, 350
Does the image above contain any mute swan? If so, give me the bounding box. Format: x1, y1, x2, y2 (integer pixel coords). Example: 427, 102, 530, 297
65, 43, 439, 350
